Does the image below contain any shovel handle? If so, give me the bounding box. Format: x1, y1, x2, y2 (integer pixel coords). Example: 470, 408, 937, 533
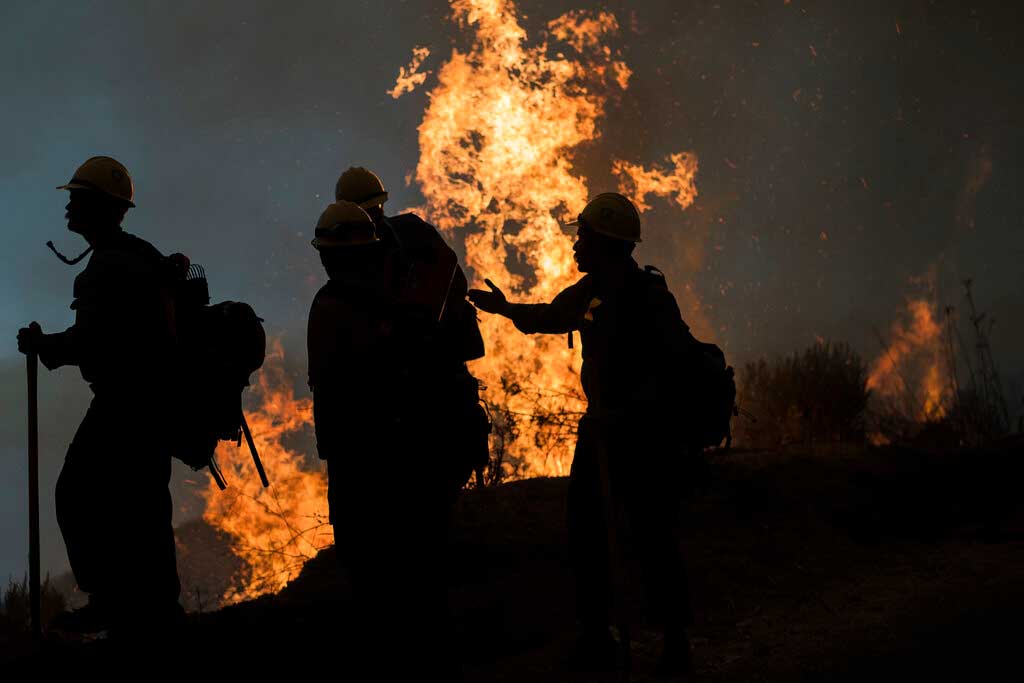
27, 352, 41, 640
240, 414, 269, 488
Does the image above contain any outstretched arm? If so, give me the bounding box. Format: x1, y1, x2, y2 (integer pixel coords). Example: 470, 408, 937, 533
468, 277, 591, 335
466, 279, 510, 316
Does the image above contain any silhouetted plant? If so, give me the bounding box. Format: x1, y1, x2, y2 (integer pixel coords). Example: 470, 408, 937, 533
1, 574, 67, 633
734, 342, 870, 449
479, 376, 585, 485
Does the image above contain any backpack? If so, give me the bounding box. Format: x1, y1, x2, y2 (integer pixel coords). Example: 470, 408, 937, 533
164, 257, 268, 488
643, 266, 737, 451
687, 340, 738, 451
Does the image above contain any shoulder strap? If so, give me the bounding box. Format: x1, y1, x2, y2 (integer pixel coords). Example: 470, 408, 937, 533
383, 213, 432, 253
643, 264, 668, 288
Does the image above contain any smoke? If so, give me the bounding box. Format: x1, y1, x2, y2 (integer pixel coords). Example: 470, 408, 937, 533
3, 0, 1023, 580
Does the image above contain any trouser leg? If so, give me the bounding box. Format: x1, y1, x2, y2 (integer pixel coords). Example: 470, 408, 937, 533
568, 433, 612, 633
627, 492, 692, 631
329, 462, 456, 677
56, 400, 181, 626
56, 432, 104, 597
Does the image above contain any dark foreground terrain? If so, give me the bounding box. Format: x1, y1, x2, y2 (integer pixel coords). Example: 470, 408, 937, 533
5, 443, 1024, 680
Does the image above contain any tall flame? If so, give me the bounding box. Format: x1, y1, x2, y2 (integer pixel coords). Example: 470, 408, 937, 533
200, 341, 331, 603
411, 0, 698, 476
200, 0, 702, 603
867, 297, 950, 421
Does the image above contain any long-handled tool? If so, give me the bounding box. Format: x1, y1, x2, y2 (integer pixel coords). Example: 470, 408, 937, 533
26, 350, 41, 640
240, 413, 269, 488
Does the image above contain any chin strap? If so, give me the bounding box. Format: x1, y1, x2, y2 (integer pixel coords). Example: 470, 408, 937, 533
46, 241, 93, 265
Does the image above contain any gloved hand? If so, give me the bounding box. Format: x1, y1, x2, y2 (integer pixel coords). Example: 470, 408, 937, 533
17, 322, 42, 355
467, 279, 509, 316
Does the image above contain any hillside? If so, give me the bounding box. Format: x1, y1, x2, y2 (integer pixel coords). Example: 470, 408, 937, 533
6, 443, 1024, 680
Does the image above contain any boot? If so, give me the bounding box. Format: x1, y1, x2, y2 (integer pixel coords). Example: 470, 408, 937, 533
50, 595, 113, 634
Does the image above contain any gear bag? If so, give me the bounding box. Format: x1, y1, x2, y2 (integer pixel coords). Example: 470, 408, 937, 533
643, 266, 737, 451
687, 339, 737, 450
164, 257, 268, 488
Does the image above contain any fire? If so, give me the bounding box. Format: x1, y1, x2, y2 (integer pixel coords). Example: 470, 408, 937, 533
405, 0, 698, 476
612, 153, 699, 212
867, 297, 950, 421
200, 341, 331, 603
200, 0, 703, 602
388, 46, 432, 99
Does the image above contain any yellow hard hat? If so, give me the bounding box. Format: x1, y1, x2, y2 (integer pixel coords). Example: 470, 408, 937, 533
57, 156, 135, 207
564, 192, 642, 242
334, 166, 388, 209
311, 201, 379, 250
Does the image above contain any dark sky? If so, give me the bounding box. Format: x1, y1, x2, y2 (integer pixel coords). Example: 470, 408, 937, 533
2, 0, 1022, 581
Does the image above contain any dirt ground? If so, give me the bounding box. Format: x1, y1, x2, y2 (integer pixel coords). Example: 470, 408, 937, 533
6, 445, 1024, 680
445, 446, 1024, 681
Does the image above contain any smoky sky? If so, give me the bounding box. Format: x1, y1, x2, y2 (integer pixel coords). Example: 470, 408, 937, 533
2, 0, 1022, 582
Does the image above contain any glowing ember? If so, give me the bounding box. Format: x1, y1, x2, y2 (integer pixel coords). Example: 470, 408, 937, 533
201, 341, 330, 603
411, 0, 698, 476
867, 297, 950, 421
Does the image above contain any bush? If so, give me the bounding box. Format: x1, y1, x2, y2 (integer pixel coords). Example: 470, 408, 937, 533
0, 574, 68, 634
734, 342, 870, 449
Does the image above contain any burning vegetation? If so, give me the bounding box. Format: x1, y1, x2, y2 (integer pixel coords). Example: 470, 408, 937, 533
867, 296, 950, 424
404, 0, 699, 477
190, 0, 1017, 607
201, 342, 330, 604
193, 0, 704, 604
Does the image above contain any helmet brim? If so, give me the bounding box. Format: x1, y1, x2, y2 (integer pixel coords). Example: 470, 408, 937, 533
57, 182, 136, 207
355, 191, 388, 210
310, 237, 381, 250
560, 217, 642, 242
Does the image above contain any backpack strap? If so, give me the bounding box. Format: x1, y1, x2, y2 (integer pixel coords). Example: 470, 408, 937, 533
643, 265, 669, 289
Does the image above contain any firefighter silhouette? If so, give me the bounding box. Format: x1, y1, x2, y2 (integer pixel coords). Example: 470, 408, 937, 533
469, 193, 696, 677
18, 156, 183, 635
307, 192, 486, 676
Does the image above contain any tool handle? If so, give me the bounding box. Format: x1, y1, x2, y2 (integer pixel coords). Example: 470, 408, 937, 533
27, 352, 41, 640
240, 414, 270, 488
208, 457, 228, 490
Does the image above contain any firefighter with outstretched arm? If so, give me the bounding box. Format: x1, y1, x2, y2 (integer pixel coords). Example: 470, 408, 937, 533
468, 192, 697, 677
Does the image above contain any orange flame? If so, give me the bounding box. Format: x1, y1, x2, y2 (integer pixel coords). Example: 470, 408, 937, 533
388, 46, 432, 99
200, 341, 331, 603
613, 153, 699, 212
412, 0, 698, 476
867, 297, 949, 421
200, 0, 702, 602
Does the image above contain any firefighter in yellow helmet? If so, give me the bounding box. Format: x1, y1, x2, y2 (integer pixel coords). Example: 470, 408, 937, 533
307, 198, 482, 678
17, 156, 184, 635
333, 165, 487, 474
469, 192, 697, 677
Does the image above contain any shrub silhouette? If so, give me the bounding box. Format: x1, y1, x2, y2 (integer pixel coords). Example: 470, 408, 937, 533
734, 342, 870, 449
1, 574, 67, 635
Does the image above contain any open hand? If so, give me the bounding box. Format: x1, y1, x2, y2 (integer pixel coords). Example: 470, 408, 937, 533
17, 322, 42, 355
467, 279, 509, 315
